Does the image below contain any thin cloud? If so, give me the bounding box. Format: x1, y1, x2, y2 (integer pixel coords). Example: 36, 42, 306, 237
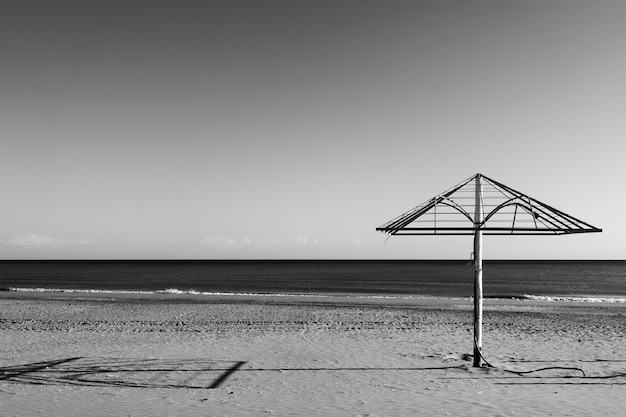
10, 234, 89, 248
202, 236, 283, 249
353, 237, 365, 247
295, 234, 321, 246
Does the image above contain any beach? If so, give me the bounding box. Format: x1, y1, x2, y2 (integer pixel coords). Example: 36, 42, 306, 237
1, 292, 625, 416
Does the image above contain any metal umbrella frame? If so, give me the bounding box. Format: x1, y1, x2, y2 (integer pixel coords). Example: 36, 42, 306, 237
376, 173, 602, 367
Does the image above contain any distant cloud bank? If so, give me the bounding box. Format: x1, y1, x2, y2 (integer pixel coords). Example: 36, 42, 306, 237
202, 234, 321, 250
9, 234, 89, 248
202, 235, 282, 249
295, 234, 321, 246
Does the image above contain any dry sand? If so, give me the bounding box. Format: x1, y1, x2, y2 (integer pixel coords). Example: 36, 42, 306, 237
1, 292, 625, 416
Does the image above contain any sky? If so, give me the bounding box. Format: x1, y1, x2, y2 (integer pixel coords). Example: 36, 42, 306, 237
1, 0, 624, 260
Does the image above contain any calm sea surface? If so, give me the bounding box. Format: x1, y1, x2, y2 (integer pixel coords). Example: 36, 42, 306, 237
1, 260, 625, 300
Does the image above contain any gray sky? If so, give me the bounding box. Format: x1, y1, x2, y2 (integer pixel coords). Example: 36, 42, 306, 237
1, 1, 623, 259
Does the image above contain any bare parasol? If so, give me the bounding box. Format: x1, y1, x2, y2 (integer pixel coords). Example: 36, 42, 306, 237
376, 173, 602, 367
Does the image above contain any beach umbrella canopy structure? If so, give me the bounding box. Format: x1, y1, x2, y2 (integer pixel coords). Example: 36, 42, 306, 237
376, 173, 602, 367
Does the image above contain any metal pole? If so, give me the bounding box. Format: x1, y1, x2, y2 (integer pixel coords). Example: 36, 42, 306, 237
473, 174, 484, 367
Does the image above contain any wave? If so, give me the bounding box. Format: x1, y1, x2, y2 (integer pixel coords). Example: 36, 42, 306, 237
7, 287, 626, 303
520, 294, 626, 303
9, 287, 156, 295
7, 287, 422, 300
484, 294, 626, 303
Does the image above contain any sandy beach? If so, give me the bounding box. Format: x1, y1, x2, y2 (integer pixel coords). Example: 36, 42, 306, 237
1, 292, 625, 416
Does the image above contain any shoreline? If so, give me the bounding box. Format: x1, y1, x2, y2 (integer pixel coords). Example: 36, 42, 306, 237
2, 289, 626, 315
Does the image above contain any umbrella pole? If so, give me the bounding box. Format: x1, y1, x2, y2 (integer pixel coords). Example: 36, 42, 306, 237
473, 174, 484, 368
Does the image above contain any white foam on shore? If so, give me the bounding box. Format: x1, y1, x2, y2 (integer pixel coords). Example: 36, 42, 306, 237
522, 294, 626, 303
7, 287, 626, 303
9, 287, 156, 295
8, 287, 422, 300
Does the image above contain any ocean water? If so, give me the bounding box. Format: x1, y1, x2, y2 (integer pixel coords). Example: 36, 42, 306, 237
1, 260, 625, 302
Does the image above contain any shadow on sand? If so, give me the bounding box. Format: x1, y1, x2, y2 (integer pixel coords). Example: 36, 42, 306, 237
0, 357, 246, 389
4, 357, 622, 388
0, 357, 470, 389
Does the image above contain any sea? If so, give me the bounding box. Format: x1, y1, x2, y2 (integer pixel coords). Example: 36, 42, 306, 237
1, 260, 625, 303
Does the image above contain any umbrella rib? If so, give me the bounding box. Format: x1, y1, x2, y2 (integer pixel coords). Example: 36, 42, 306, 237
377, 174, 601, 235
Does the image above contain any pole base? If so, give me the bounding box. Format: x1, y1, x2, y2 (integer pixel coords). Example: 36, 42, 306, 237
473, 347, 482, 368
